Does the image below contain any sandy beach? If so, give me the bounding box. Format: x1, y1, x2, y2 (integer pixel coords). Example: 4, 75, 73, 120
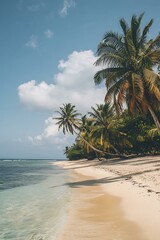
54, 156, 160, 240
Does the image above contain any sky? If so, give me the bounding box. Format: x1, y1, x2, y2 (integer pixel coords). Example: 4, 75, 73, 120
0, 0, 160, 159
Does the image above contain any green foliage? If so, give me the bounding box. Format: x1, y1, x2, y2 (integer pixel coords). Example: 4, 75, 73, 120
115, 112, 160, 154
54, 14, 160, 160
64, 144, 96, 160
65, 144, 84, 160
58, 105, 160, 159
94, 13, 160, 126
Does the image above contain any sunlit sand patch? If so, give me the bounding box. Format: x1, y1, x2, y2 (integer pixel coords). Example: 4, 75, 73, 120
58, 171, 145, 240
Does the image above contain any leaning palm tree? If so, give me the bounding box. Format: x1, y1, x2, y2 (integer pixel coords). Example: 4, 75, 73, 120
77, 115, 95, 154
53, 103, 106, 155
88, 103, 130, 154
94, 13, 160, 130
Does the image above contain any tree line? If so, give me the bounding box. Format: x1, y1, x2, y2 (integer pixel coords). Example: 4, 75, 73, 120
54, 14, 160, 160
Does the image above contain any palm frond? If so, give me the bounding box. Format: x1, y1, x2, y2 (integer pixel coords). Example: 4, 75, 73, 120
147, 128, 160, 138
119, 18, 129, 35
131, 14, 142, 50
143, 69, 160, 101
94, 13, 160, 131
94, 67, 128, 85
145, 35, 160, 54
53, 103, 81, 135
139, 19, 153, 47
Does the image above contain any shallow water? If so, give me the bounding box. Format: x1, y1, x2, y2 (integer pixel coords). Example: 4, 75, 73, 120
0, 159, 70, 240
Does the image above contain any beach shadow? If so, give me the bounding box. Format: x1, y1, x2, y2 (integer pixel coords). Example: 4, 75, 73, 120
130, 159, 160, 166
51, 167, 160, 189
66, 167, 160, 188
105, 157, 160, 166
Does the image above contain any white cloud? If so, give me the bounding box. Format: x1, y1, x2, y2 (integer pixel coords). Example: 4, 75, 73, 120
25, 35, 38, 49
18, 50, 105, 113
28, 117, 75, 147
59, 0, 75, 17
18, 50, 106, 146
44, 29, 54, 39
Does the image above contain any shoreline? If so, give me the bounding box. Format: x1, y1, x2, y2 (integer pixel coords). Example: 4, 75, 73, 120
54, 157, 160, 240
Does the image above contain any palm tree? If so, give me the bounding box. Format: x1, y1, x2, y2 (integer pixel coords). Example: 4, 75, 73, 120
88, 103, 129, 154
94, 13, 160, 131
54, 103, 81, 134
54, 103, 106, 155
77, 115, 94, 153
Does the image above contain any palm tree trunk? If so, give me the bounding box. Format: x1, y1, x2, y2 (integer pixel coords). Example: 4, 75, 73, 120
76, 130, 105, 154
106, 129, 121, 154
148, 105, 160, 132
73, 122, 127, 158
72, 122, 106, 154
74, 128, 127, 158
110, 144, 121, 155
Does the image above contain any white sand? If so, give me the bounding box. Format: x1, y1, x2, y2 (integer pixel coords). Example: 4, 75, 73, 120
54, 156, 160, 240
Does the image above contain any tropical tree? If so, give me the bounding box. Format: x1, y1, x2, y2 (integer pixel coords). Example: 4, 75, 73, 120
77, 115, 95, 154
115, 112, 160, 154
88, 103, 129, 154
53, 103, 107, 155
54, 103, 81, 135
94, 13, 160, 131
64, 143, 86, 160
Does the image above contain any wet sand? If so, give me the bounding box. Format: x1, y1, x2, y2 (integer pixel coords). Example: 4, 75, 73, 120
58, 170, 146, 240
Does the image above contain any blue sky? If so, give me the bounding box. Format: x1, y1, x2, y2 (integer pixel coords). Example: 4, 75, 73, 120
0, 0, 160, 159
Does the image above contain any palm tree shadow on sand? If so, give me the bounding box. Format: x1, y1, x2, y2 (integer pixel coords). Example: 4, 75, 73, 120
51, 158, 160, 192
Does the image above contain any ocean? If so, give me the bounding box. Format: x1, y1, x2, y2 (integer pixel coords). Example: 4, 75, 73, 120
0, 159, 70, 240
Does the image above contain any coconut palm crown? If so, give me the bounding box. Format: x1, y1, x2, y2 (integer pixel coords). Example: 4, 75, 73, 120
88, 103, 129, 153
54, 103, 81, 134
94, 13, 160, 130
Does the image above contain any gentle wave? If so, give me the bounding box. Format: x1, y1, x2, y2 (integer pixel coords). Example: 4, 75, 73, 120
0, 160, 70, 240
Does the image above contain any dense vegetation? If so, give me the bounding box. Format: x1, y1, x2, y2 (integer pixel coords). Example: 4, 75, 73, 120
54, 14, 160, 160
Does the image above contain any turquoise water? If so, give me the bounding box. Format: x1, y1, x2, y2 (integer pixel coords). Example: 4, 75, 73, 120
0, 159, 70, 240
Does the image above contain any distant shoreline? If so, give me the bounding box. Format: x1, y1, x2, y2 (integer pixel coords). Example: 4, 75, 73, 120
54, 156, 160, 240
